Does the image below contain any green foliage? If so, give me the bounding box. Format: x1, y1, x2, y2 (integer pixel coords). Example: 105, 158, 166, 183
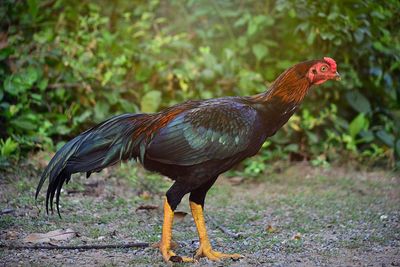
0, 137, 18, 156
0, 137, 19, 167
140, 91, 162, 113
1, 0, 399, 171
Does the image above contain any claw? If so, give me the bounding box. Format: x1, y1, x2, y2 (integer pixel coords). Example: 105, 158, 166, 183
195, 244, 243, 261
159, 241, 194, 263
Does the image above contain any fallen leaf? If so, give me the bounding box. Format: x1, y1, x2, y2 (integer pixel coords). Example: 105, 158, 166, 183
174, 211, 188, 221
136, 204, 159, 211
5, 230, 18, 240
266, 224, 277, 233
170, 239, 179, 249
23, 229, 77, 244
292, 232, 302, 240
140, 191, 152, 200
83, 181, 104, 197
229, 176, 244, 185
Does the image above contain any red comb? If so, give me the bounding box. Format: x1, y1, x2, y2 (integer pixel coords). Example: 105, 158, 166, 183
323, 57, 337, 71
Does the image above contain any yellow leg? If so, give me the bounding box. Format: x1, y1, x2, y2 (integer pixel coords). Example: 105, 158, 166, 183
190, 201, 243, 261
158, 199, 193, 262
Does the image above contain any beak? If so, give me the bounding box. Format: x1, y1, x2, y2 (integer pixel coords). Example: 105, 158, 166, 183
334, 71, 341, 81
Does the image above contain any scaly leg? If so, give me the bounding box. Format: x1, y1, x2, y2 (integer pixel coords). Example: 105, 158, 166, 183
189, 201, 243, 261
158, 199, 193, 262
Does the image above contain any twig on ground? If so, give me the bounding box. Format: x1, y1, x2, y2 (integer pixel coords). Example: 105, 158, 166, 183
0, 242, 149, 250
207, 215, 242, 239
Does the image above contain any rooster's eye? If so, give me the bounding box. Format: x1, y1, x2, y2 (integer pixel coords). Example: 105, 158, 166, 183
320, 66, 327, 72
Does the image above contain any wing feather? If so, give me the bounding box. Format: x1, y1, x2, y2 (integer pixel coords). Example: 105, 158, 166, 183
145, 100, 258, 165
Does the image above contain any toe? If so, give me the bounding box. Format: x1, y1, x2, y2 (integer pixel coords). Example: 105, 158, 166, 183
180, 256, 195, 262
195, 249, 221, 261
169, 251, 178, 258
160, 246, 194, 263
203, 251, 221, 261
197, 249, 244, 261
160, 247, 175, 262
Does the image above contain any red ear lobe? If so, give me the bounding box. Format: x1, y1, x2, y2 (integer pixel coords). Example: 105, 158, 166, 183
307, 67, 316, 83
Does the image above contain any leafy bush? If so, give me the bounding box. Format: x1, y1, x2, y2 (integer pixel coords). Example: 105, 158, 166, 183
0, 0, 399, 170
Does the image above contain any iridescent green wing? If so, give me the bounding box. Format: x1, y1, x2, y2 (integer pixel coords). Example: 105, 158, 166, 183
145, 100, 259, 166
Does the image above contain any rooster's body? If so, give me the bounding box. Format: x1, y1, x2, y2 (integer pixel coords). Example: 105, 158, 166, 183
36, 57, 340, 262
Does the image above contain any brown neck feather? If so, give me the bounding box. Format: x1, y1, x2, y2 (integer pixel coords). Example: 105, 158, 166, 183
250, 62, 314, 105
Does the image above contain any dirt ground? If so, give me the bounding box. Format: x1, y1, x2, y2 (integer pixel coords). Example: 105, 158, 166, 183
0, 156, 399, 266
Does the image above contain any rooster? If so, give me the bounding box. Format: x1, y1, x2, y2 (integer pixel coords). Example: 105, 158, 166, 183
36, 57, 340, 262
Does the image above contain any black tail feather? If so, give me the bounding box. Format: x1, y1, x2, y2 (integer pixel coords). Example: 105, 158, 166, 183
36, 113, 149, 216
55, 170, 68, 217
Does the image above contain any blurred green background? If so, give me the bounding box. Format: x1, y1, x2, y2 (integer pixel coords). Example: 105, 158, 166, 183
1, 0, 399, 172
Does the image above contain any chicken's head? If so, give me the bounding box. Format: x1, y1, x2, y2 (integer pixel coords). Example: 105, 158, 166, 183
307, 57, 341, 85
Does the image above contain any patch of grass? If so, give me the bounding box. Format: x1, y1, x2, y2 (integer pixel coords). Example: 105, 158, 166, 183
0, 215, 14, 229
127, 255, 159, 265
340, 238, 365, 249
206, 184, 232, 207
114, 197, 127, 207
87, 227, 109, 239
283, 239, 304, 253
